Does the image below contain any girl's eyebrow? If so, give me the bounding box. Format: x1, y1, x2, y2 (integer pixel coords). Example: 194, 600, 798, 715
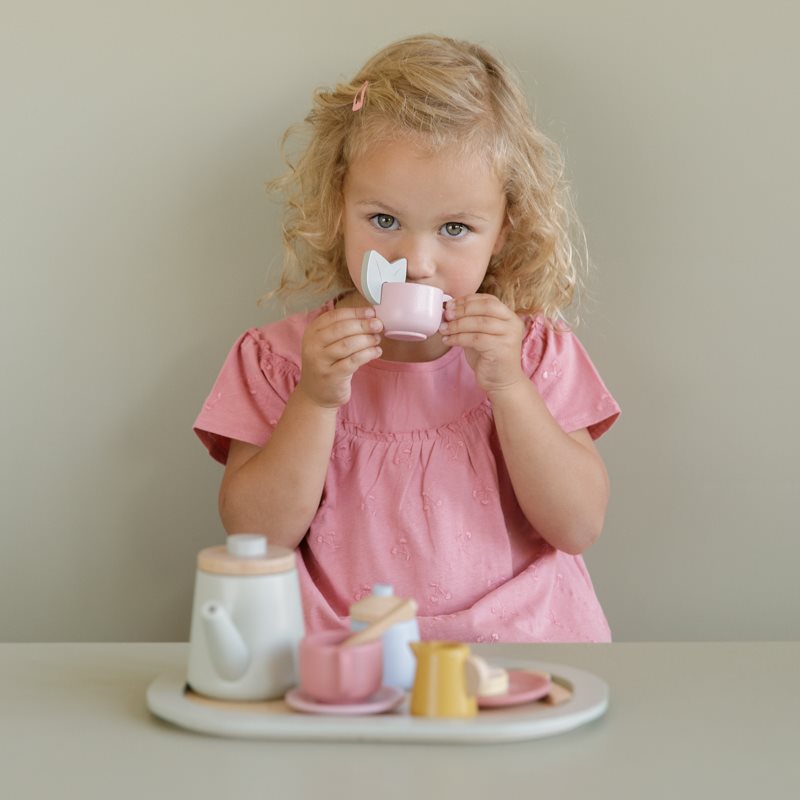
443, 212, 489, 222
356, 199, 401, 215
355, 199, 488, 222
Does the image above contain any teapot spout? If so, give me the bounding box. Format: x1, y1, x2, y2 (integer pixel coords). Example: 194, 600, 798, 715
201, 601, 251, 681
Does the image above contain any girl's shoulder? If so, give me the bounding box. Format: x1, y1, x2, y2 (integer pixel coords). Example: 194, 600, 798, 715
519, 314, 570, 373
520, 313, 620, 440
243, 299, 334, 366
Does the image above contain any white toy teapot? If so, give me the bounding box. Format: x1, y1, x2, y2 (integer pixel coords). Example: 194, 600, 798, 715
187, 534, 305, 700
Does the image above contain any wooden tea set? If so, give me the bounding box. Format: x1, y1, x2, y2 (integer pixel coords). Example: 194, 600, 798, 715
146, 534, 609, 742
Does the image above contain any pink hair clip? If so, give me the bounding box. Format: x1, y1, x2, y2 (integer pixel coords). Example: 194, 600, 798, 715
352, 81, 369, 111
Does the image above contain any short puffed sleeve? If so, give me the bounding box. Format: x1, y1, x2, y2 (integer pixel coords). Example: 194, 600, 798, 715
520, 317, 620, 439
193, 328, 300, 463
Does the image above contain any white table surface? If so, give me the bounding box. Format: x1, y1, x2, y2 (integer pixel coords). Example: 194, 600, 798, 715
1, 642, 798, 798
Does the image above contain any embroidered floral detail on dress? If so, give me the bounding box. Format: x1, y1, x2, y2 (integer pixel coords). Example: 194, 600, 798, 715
596, 392, 611, 411
315, 530, 340, 551
391, 538, 411, 561
542, 360, 563, 380
445, 438, 466, 462
422, 493, 443, 513
485, 575, 505, 591
392, 445, 414, 467
476, 632, 500, 643
353, 584, 373, 602
472, 486, 494, 506
428, 582, 452, 604
360, 493, 377, 515
204, 391, 223, 411
456, 530, 472, 552
331, 440, 353, 467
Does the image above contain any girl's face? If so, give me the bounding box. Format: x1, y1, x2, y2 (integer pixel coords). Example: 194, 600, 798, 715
342, 138, 508, 303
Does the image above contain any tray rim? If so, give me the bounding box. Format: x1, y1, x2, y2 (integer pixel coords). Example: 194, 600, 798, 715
146, 658, 608, 744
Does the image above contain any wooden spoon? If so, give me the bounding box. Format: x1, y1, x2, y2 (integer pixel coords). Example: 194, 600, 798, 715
342, 598, 418, 647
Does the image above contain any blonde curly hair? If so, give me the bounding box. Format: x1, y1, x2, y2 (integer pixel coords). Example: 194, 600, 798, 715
268, 34, 587, 321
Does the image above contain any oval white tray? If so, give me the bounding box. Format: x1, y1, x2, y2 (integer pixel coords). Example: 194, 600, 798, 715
147, 659, 608, 744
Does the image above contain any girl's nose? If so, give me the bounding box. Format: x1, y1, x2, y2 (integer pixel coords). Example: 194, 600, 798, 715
404, 242, 436, 280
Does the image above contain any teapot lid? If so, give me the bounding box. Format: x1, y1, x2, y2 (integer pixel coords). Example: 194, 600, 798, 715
197, 534, 296, 576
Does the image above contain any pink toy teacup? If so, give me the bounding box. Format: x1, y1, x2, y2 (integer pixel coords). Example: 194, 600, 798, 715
375, 283, 452, 342
298, 630, 383, 704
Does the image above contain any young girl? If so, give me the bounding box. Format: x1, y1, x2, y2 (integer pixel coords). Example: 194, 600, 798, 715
194, 34, 620, 642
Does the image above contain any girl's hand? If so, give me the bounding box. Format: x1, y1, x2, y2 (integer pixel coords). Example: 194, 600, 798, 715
439, 294, 526, 393
297, 306, 383, 408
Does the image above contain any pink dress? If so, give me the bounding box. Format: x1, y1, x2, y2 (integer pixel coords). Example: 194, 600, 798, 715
194, 300, 620, 642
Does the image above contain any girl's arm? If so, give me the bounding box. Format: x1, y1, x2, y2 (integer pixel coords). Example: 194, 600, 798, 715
218, 305, 383, 548
440, 294, 609, 554
218, 390, 338, 549
487, 383, 609, 554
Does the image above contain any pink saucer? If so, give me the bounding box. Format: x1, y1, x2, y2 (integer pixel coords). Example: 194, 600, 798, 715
478, 670, 552, 709
285, 686, 405, 716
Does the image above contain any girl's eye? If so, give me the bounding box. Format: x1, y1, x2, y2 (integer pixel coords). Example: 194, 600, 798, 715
370, 214, 398, 230
442, 222, 469, 238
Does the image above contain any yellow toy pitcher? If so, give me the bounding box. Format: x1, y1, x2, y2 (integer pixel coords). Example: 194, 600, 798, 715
409, 641, 480, 718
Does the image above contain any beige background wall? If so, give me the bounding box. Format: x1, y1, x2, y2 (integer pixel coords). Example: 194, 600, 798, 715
2, 1, 798, 642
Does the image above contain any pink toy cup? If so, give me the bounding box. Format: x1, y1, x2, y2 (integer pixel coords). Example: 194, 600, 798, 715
298, 630, 383, 703
375, 283, 452, 341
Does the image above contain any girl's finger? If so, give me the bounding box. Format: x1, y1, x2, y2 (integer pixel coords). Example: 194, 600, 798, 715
324, 332, 383, 363
444, 294, 513, 321
322, 304, 377, 322
439, 314, 510, 337
439, 330, 505, 352
309, 305, 375, 335
330, 344, 383, 373
314, 315, 383, 347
